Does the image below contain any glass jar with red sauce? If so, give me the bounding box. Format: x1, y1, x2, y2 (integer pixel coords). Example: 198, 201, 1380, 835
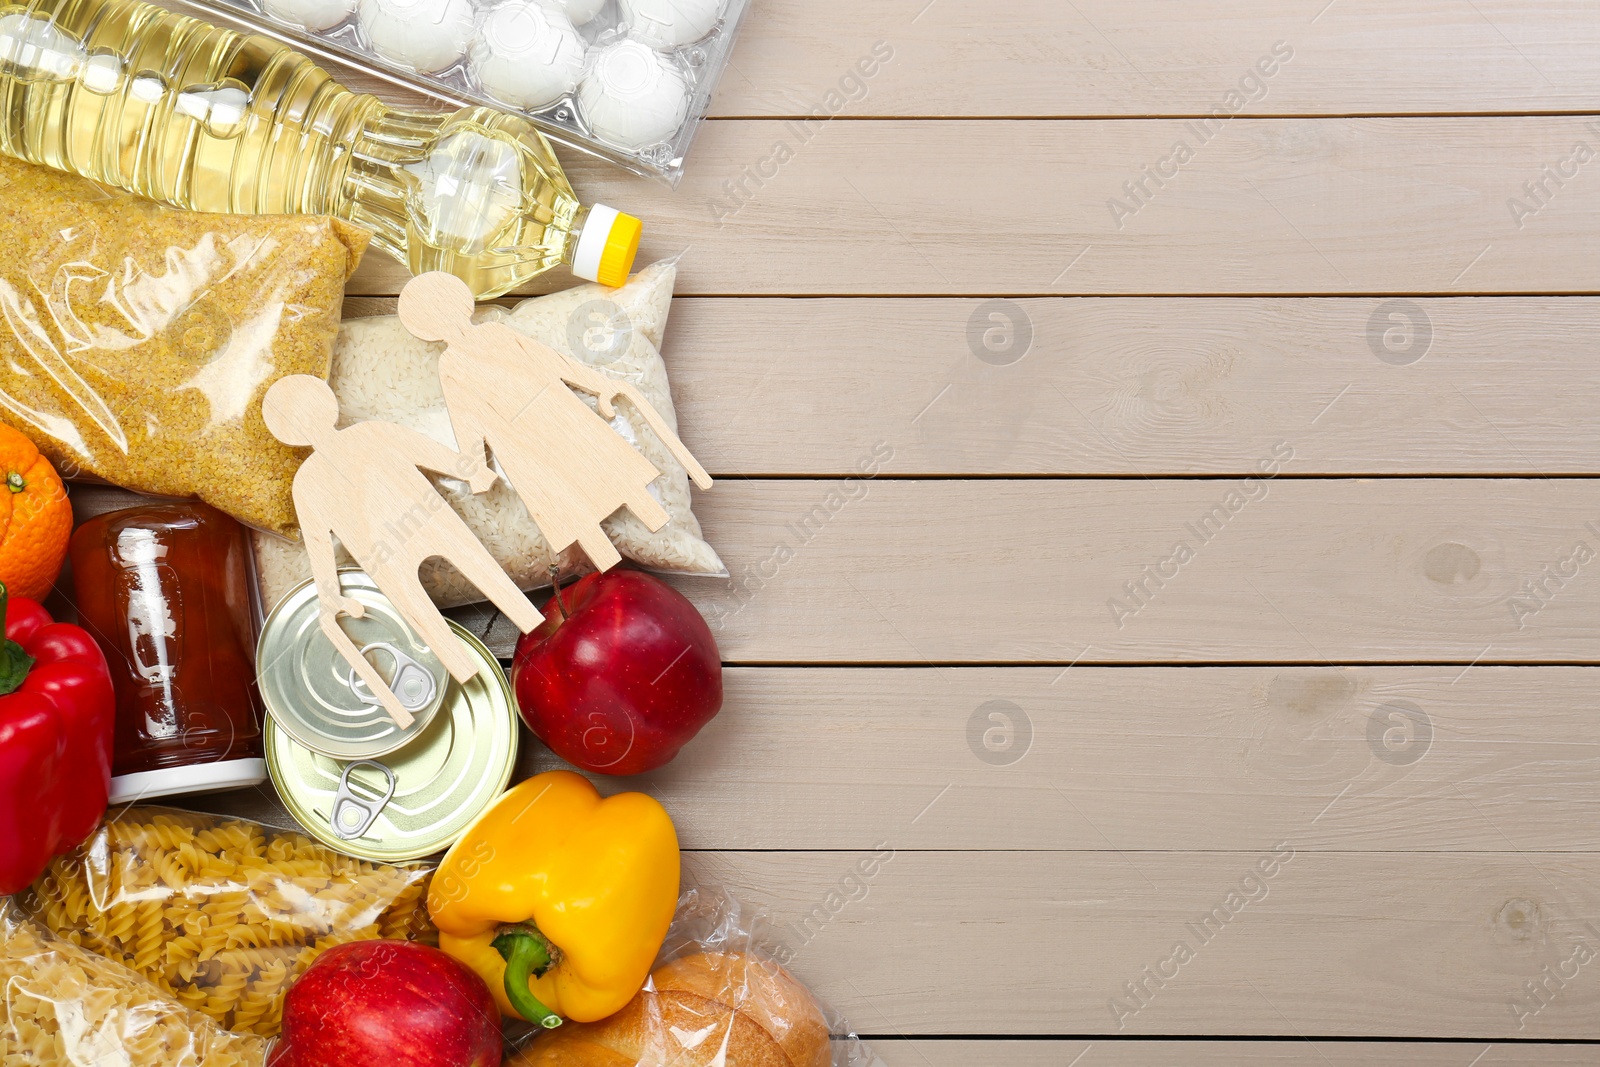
69, 502, 266, 802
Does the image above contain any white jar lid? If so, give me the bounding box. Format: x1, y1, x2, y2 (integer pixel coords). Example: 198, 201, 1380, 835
109, 759, 268, 805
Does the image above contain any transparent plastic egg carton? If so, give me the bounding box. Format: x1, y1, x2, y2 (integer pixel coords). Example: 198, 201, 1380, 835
183, 0, 749, 183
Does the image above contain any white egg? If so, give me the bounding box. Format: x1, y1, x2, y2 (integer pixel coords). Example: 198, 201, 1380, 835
262, 0, 356, 33
576, 39, 690, 151
548, 0, 604, 25
358, 0, 475, 73
470, 3, 585, 110
616, 0, 722, 49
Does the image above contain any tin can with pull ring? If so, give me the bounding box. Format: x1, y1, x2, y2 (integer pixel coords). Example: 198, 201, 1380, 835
330, 760, 398, 840
260, 571, 519, 861
345, 642, 439, 716
257, 570, 449, 759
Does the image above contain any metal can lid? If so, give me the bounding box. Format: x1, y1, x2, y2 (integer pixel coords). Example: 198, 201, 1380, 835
264, 618, 518, 862
257, 571, 449, 760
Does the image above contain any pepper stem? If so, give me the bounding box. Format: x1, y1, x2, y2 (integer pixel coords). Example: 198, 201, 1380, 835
492, 925, 564, 1029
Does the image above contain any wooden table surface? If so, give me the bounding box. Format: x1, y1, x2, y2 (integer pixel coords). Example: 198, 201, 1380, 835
201, 2, 1600, 1063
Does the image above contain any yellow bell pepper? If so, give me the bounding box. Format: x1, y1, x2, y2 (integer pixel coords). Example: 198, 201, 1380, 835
427, 770, 680, 1027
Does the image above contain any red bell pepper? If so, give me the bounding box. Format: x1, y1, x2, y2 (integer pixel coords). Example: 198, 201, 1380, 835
0, 582, 115, 894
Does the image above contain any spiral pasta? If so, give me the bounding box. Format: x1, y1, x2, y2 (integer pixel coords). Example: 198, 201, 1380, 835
0, 904, 268, 1066
21, 807, 436, 1037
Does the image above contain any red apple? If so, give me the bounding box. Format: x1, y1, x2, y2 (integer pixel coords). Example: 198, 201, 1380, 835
271, 940, 501, 1067
512, 568, 722, 775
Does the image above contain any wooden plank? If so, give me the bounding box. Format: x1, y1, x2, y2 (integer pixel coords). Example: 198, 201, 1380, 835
705, 0, 1600, 118
661, 297, 1600, 476
327, 295, 1592, 476
324, 2, 1600, 118
864, 1040, 1595, 1066
665, 479, 1600, 663
347, 117, 1600, 297
695, 850, 1600, 1038
174, 790, 1600, 1038
600, 666, 1600, 853
173, 664, 1600, 853
339, 296, 1600, 476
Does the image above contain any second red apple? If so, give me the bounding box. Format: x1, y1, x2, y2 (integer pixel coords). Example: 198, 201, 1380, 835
512, 568, 722, 775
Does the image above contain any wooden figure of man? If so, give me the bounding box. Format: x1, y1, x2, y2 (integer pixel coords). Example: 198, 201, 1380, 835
262, 375, 542, 710
397, 271, 712, 573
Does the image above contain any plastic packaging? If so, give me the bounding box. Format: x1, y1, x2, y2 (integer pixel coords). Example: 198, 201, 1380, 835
617, 0, 724, 50
70, 504, 267, 804
0, 155, 364, 535
171, 0, 750, 183
359, 0, 477, 72
504, 881, 878, 1066
252, 260, 725, 612
471, 2, 588, 111
0, 0, 642, 296
0, 902, 269, 1065
577, 39, 691, 151
18, 807, 436, 1038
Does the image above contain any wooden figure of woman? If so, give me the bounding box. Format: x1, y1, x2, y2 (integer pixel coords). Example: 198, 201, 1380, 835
262, 375, 542, 723
396, 271, 712, 573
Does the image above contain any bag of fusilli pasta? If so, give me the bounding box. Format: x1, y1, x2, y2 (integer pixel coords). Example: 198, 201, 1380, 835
0, 901, 269, 1065
18, 807, 437, 1038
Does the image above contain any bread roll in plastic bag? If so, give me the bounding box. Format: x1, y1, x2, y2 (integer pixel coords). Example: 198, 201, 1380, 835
0, 901, 269, 1065
19, 807, 435, 1038
0, 156, 367, 535
505, 879, 880, 1067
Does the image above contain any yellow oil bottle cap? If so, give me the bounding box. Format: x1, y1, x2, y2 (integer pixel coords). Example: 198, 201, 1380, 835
573, 204, 642, 288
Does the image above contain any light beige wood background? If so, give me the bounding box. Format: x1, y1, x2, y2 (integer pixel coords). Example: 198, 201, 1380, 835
866, 1044, 1598, 1067
209, 1, 1600, 1063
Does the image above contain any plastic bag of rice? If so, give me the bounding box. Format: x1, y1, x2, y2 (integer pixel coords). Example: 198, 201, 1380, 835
254, 259, 724, 611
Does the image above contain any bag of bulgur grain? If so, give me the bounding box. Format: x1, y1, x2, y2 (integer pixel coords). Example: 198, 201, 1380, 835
253, 259, 725, 611
0, 156, 366, 535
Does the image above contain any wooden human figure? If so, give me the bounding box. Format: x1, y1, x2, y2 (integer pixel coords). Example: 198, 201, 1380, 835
397, 271, 712, 573
262, 375, 542, 724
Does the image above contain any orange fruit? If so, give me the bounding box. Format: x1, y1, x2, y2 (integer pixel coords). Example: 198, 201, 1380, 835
0, 425, 71, 601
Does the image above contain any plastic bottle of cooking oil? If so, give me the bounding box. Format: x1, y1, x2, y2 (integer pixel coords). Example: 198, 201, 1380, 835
0, 0, 641, 297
